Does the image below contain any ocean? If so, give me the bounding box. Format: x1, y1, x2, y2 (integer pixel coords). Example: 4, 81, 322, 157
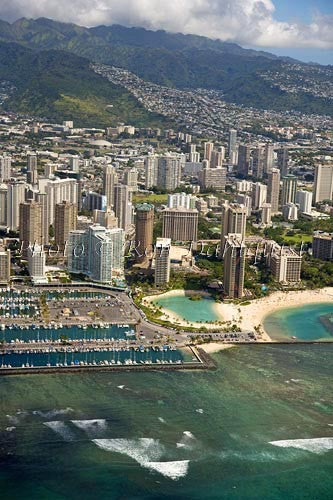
0, 344, 332, 499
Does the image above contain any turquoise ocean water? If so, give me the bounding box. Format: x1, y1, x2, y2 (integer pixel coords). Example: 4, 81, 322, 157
264, 303, 333, 341
0, 344, 332, 499
154, 295, 220, 322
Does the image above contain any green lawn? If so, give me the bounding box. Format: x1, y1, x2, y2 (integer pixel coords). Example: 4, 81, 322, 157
133, 193, 168, 204
282, 233, 312, 244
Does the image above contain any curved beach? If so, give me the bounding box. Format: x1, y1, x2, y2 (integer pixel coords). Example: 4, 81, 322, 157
143, 288, 333, 342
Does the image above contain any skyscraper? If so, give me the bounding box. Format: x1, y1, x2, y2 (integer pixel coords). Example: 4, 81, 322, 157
221, 202, 247, 251
155, 238, 171, 287
203, 142, 214, 163
313, 164, 333, 203
27, 243, 46, 283
237, 145, 251, 177
228, 129, 237, 162
277, 148, 289, 177
198, 166, 227, 191
102, 165, 118, 208
0, 244, 10, 283
252, 182, 267, 210
261, 203, 272, 226
0, 184, 7, 227
0, 155, 11, 182
267, 168, 280, 215
252, 146, 265, 179
19, 201, 43, 257
123, 167, 138, 192
135, 203, 154, 263
162, 208, 198, 242
69, 156, 80, 172
144, 155, 158, 189
264, 144, 274, 175
7, 182, 26, 231
27, 153, 38, 185
35, 192, 49, 245
223, 234, 246, 298
281, 175, 297, 205
296, 190, 312, 214
55, 201, 77, 250
267, 242, 302, 283
157, 156, 181, 191
312, 231, 333, 261
114, 184, 133, 230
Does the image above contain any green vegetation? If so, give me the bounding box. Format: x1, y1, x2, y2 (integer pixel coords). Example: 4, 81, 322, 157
0, 18, 331, 116
189, 295, 202, 301
133, 193, 168, 204
302, 256, 333, 288
0, 42, 170, 128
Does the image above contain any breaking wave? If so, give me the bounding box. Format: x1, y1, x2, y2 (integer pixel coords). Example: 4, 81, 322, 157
33, 408, 74, 419
71, 419, 108, 437
44, 421, 75, 441
269, 437, 333, 454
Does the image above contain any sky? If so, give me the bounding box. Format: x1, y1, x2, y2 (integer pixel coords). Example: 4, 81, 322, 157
0, 0, 332, 64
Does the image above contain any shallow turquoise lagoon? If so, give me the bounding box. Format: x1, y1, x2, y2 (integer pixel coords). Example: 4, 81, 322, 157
264, 302, 333, 340
154, 294, 220, 322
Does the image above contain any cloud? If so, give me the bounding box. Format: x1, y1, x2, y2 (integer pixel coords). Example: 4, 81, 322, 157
0, 0, 332, 49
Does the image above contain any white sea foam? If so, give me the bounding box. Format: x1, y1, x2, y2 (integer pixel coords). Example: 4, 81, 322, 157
117, 385, 125, 389
33, 408, 74, 419
93, 438, 187, 480
176, 431, 196, 450
6, 415, 19, 425
93, 438, 164, 462
158, 417, 166, 424
5, 426, 16, 432
44, 421, 74, 441
328, 424, 333, 427
145, 460, 189, 480
269, 438, 333, 454
71, 419, 107, 437
196, 409, 204, 414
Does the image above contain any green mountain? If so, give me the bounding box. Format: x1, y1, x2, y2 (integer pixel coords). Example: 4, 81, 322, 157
0, 41, 169, 128
0, 17, 332, 116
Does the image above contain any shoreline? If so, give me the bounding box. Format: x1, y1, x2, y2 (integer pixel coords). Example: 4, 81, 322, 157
143, 288, 333, 340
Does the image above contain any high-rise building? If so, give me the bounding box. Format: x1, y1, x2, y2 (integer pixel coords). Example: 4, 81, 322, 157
27, 153, 38, 185
203, 142, 214, 162
135, 203, 154, 263
35, 192, 49, 245
0, 244, 10, 283
312, 231, 333, 261
19, 201, 42, 257
264, 144, 274, 175
223, 234, 246, 298
154, 238, 171, 287
261, 203, 272, 226
93, 208, 118, 229
281, 175, 297, 205
0, 184, 8, 227
236, 193, 252, 216
282, 203, 298, 221
221, 202, 247, 250
252, 182, 267, 210
277, 148, 289, 177
228, 129, 237, 162
84, 192, 107, 212
198, 167, 227, 191
39, 178, 78, 226
237, 145, 251, 177
167, 192, 197, 209
55, 201, 77, 250
313, 164, 333, 203
114, 184, 133, 230
252, 146, 265, 179
157, 156, 181, 191
102, 165, 118, 208
0, 155, 11, 182
144, 155, 158, 189
27, 243, 47, 283
162, 208, 198, 242
68, 225, 124, 282
123, 167, 138, 191
296, 190, 312, 214
267, 168, 280, 215
267, 242, 302, 283
69, 156, 80, 172
7, 182, 26, 231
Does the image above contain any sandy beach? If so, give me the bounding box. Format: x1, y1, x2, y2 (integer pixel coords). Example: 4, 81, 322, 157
199, 343, 236, 353
143, 288, 333, 341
